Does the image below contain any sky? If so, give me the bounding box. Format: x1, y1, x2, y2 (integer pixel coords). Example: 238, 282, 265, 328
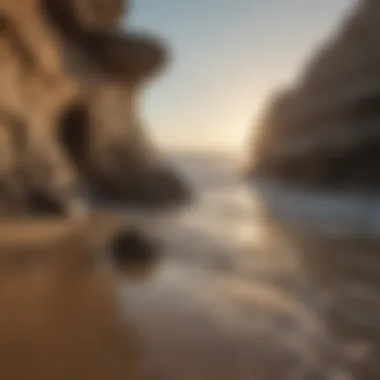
127, 0, 355, 152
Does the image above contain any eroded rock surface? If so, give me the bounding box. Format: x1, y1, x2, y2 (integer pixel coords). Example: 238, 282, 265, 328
0, 0, 190, 216
250, 0, 380, 191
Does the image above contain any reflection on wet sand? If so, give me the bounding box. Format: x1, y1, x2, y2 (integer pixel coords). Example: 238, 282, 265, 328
0, 217, 141, 380
1, 183, 380, 379
0, 216, 306, 380
0, 213, 310, 380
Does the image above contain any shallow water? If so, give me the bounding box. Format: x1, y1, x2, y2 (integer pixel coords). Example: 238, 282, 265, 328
0, 153, 378, 379
113, 153, 321, 379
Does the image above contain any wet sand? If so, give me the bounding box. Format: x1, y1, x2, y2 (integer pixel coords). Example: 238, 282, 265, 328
0, 155, 378, 379
0, 216, 314, 380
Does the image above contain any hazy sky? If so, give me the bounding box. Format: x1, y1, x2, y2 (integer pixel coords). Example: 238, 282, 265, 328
128, 0, 354, 152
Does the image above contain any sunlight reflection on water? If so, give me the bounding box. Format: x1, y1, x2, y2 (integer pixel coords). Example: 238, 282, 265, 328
3, 153, 375, 380
152, 153, 262, 274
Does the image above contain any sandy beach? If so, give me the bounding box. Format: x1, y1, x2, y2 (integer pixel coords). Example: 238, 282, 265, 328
0, 152, 376, 379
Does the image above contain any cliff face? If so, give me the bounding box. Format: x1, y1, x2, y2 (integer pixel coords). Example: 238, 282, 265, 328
0, 0, 190, 216
250, 0, 380, 191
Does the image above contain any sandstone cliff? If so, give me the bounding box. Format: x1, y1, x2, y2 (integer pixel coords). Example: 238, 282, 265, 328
250, 0, 380, 191
0, 0, 190, 216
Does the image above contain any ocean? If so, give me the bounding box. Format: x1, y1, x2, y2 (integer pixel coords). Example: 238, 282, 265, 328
159, 152, 257, 271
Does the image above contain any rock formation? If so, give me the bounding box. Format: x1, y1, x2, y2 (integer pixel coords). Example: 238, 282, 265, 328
246, 1, 380, 377
46, 0, 191, 208
0, 0, 190, 216
58, 38, 191, 207
249, 0, 380, 191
